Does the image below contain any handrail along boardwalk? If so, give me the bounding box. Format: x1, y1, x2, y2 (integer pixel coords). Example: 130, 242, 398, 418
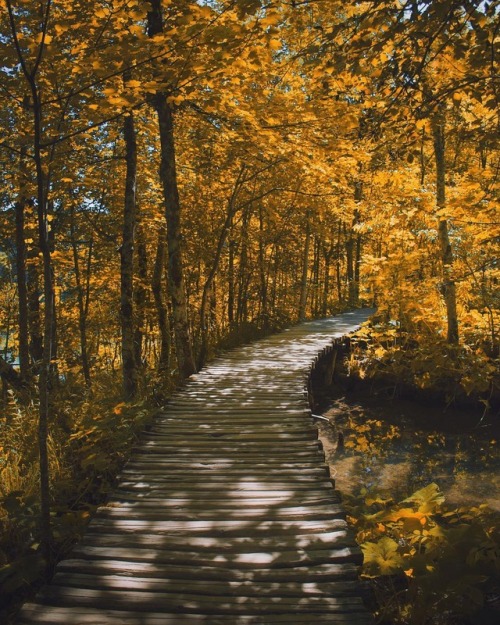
17, 310, 375, 625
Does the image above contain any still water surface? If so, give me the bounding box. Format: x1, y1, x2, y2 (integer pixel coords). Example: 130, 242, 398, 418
320, 394, 500, 512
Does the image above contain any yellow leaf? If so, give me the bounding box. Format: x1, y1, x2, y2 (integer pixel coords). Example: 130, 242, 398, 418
36, 33, 52, 44
198, 5, 213, 18
113, 402, 126, 415
167, 94, 184, 105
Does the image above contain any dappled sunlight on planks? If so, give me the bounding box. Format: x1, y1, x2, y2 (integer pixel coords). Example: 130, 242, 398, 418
17, 310, 375, 625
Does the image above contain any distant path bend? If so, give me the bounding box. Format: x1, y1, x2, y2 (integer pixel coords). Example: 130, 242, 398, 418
18, 309, 375, 625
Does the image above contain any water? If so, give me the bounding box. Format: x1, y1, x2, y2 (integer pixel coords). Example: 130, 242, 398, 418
319, 394, 500, 513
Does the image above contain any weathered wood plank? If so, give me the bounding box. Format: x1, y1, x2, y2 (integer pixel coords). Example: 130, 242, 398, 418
35, 585, 367, 614
18, 605, 374, 625
103, 494, 340, 508
68, 544, 361, 569
86, 517, 350, 536
115, 481, 336, 492
55, 559, 362, 582
80, 529, 352, 551
94, 503, 345, 521
50, 572, 361, 598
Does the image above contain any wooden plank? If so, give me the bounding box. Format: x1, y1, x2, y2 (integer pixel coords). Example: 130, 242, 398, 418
123, 455, 326, 464
103, 494, 340, 509
94, 503, 345, 521
120, 466, 330, 478
113, 485, 336, 498
80, 529, 353, 551
55, 559, 362, 582
144, 431, 318, 441
69, 544, 361, 569
86, 517, 350, 536
50, 572, 361, 598
131, 446, 324, 457
18, 605, 374, 624
114, 481, 336, 492
34, 585, 367, 614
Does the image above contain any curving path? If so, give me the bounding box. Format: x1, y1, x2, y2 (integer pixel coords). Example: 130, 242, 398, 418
18, 310, 374, 625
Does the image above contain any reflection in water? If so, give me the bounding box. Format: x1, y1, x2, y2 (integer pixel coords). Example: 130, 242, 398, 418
320, 397, 500, 512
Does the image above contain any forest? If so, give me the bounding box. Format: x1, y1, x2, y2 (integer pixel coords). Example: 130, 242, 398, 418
0, 0, 498, 623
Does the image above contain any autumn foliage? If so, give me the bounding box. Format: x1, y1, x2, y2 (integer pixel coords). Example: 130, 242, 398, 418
0, 0, 498, 621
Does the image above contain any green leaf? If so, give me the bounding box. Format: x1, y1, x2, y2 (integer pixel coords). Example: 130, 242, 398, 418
403, 483, 445, 513
362, 537, 405, 576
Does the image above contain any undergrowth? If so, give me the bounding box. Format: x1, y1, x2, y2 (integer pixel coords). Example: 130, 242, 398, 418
347, 321, 500, 416
345, 483, 500, 625
0, 372, 171, 623
328, 319, 500, 624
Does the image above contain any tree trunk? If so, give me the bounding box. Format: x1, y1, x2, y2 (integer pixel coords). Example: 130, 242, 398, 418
199, 166, 245, 368
321, 241, 333, 316
148, 1, 196, 379
336, 222, 343, 304
134, 225, 148, 370
152, 230, 171, 372
69, 209, 92, 388
298, 211, 311, 321
236, 205, 251, 325
121, 112, 138, 400
354, 233, 362, 303
258, 204, 268, 323
228, 239, 235, 325
431, 107, 459, 344
27, 247, 44, 368
312, 235, 321, 316
33, 87, 54, 570
15, 145, 30, 380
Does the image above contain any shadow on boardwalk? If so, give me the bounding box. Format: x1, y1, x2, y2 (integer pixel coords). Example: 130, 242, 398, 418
17, 310, 375, 625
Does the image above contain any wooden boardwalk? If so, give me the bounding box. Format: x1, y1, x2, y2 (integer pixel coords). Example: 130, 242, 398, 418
18, 310, 374, 625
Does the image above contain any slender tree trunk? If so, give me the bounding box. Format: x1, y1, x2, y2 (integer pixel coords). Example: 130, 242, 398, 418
322, 242, 333, 316
431, 108, 459, 344
148, 1, 196, 378
121, 112, 138, 400
312, 235, 321, 316
27, 243, 44, 368
336, 222, 343, 304
235, 205, 250, 325
32, 85, 54, 570
298, 211, 311, 321
153, 95, 196, 377
69, 209, 92, 388
15, 145, 30, 381
152, 230, 171, 372
258, 204, 268, 323
270, 244, 279, 314
199, 167, 245, 367
228, 239, 235, 325
354, 233, 362, 302
134, 225, 148, 370
420, 127, 427, 185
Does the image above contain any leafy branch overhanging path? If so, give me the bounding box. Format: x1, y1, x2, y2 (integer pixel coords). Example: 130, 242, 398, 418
18, 310, 375, 625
